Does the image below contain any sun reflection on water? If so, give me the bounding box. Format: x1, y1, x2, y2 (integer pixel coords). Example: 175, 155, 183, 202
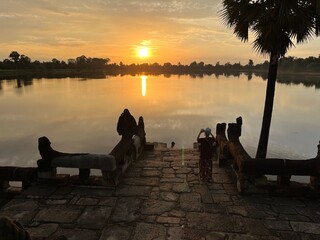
141, 75, 147, 96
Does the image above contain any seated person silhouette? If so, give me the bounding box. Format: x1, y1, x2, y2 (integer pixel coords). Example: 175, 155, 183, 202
117, 109, 138, 138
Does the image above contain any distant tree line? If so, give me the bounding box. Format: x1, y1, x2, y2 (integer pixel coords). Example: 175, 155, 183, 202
1, 51, 320, 74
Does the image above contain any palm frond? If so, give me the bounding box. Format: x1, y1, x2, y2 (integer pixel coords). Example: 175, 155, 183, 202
219, 0, 319, 56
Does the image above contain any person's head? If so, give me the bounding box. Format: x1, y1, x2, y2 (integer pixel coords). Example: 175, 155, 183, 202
204, 127, 211, 137
123, 109, 130, 115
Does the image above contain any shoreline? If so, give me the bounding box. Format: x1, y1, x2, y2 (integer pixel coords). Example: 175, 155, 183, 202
1, 69, 320, 80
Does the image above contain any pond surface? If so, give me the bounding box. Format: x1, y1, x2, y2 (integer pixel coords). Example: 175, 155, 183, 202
0, 74, 319, 181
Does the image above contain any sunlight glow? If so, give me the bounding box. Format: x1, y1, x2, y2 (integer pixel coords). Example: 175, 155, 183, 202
141, 75, 147, 96
138, 47, 149, 58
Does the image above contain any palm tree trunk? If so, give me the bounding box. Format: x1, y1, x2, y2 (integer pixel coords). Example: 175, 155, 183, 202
256, 52, 279, 159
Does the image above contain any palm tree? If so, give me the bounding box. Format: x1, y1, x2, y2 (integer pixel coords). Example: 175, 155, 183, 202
220, 0, 320, 158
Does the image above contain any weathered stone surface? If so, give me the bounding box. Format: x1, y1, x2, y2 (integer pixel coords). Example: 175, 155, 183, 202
227, 206, 248, 217
76, 197, 99, 205
71, 187, 114, 197
205, 232, 227, 240
35, 205, 82, 223
0, 199, 39, 227
172, 182, 190, 193
116, 186, 151, 197
160, 177, 184, 183
291, 222, 320, 234
141, 169, 162, 177
213, 174, 233, 184
22, 185, 57, 197
223, 183, 238, 195
159, 183, 173, 191
27, 224, 59, 238
162, 173, 176, 178
53, 228, 98, 240
122, 177, 160, 186
163, 156, 176, 162
187, 174, 199, 182
77, 206, 113, 229
1, 199, 38, 212
141, 200, 176, 215
175, 168, 192, 174
182, 228, 205, 240
124, 168, 142, 178
180, 193, 202, 212
246, 207, 277, 219
278, 214, 310, 222
46, 199, 68, 205
272, 205, 297, 214
194, 185, 213, 204
143, 161, 167, 168
132, 222, 166, 240
150, 191, 160, 200
295, 207, 320, 222
186, 212, 247, 232
1, 146, 320, 239
203, 204, 226, 214
168, 227, 183, 240
279, 231, 301, 240
245, 219, 273, 235
52, 186, 73, 195
273, 198, 305, 207
145, 215, 157, 223
265, 220, 292, 231
212, 193, 231, 203
111, 197, 141, 222
100, 225, 132, 240
227, 234, 263, 240
248, 203, 273, 212
162, 168, 175, 174
98, 197, 117, 207
156, 216, 180, 224
160, 192, 179, 202
169, 209, 186, 218
207, 183, 224, 190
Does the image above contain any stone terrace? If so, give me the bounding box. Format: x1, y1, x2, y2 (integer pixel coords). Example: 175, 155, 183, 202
1, 145, 320, 240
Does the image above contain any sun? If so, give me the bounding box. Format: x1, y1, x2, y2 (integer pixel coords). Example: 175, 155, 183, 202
138, 47, 149, 58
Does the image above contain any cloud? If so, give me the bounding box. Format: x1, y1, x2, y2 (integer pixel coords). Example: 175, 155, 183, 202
0, 0, 319, 64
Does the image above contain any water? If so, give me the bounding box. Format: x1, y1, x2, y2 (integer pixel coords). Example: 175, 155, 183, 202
0, 74, 319, 181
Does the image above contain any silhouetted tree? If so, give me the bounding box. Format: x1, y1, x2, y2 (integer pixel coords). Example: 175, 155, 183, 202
9, 51, 20, 63
19, 55, 31, 68
221, 0, 320, 158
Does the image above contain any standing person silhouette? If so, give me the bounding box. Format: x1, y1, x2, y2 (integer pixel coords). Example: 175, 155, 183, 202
197, 128, 216, 183
117, 109, 138, 138
137, 116, 146, 145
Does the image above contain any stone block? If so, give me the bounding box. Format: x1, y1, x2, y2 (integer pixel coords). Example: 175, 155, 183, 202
132, 222, 166, 240
141, 200, 176, 215
77, 206, 113, 229
35, 205, 82, 223
111, 198, 141, 222
100, 225, 132, 240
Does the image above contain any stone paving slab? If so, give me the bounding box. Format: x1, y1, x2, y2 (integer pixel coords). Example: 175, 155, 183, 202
34, 205, 82, 223
1, 146, 320, 240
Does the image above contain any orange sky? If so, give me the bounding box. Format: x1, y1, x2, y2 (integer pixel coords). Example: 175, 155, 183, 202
0, 0, 319, 65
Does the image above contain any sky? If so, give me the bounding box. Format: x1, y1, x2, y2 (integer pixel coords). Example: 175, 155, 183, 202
0, 0, 320, 65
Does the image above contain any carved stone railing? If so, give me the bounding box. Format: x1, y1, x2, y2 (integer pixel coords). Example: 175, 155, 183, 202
216, 122, 230, 166
0, 167, 38, 191
36, 116, 147, 186
217, 116, 320, 193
